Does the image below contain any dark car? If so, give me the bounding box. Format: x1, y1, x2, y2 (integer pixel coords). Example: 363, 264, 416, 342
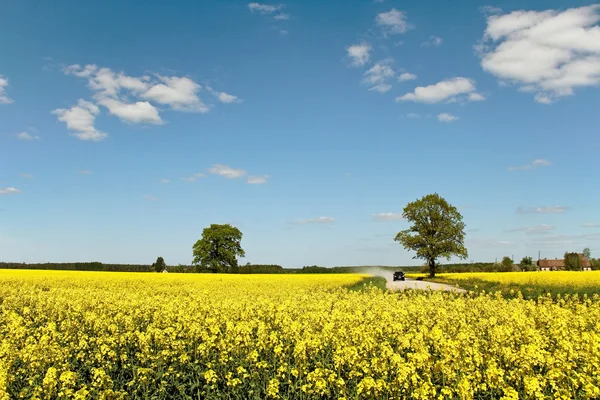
393, 271, 405, 281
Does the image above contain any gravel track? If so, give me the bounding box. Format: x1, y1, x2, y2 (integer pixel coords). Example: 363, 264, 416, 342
386, 278, 467, 293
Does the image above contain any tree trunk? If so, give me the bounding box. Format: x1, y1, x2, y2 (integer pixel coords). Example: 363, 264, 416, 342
428, 258, 436, 278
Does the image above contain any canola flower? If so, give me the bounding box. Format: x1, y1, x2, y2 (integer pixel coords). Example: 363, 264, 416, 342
436, 271, 600, 290
0, 270, 599, 399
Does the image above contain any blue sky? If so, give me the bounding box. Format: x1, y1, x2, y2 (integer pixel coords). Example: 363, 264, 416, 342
2, 0, 600, 267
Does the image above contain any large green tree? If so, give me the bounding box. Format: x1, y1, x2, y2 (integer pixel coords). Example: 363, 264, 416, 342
192, 224, 245, 273
564, 252, 582, 271
152, 256, 166, 272
394, 193, 468, 278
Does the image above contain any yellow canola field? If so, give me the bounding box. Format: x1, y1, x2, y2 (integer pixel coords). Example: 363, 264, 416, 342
1, 270, 600, 400
437, 271, 600, 289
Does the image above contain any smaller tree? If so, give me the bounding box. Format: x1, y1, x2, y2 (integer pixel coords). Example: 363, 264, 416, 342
152, 257, 166, 272
520, 256, 535, 271
500, 256, 514, 272
564, 252, 582, 271
583, 248, 591, 260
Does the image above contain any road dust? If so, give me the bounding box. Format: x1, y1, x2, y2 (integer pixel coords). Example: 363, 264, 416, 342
358, 266, 466, 293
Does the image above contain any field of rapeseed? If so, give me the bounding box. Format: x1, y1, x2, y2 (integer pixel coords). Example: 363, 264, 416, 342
429, 271, 600, 299
1, 270, 600, 399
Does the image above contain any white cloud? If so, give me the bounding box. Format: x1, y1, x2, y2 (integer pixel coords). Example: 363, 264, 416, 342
19, 173, 34, 179
346, 43, 372, 67
406, 113, 421, 118
52, 99, 108, 141
478, 5, 600, 103
96, 97, 163, 125
290, 216, 335, 224
468, 92, 486, 101
372, 212, 404, 221
247, 175, 269, 184
516, 205, 567, 214
16, 132, 40, 141
376, 9, 410, 35
396, 77, 484, 103
159, 179, 170, 184
363, 59, 395, 92
182, 173, 205, 182
274, 13, 289, 20
209, 164, 247, 179
508, 158, 551, 171
142, 76, 209, 112
143, 195, 157, 201
438, 113, 459, 122
65, 65, 150, 97
398, 72, 417, 82
505, 224, 555, 234
248, 3, 282, 14
422, 36, 443, 47
0, 75, 14, 104
207, 87, 242, 104
0, 187, 20, 195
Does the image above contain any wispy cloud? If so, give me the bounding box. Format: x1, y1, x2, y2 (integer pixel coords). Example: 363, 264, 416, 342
372, 212, 404, 221
209, 164, 247, 179
438, 113, 459, 122
421, 36, 443, 47
582, 223, 600, 228
16, 131, 41, 141
508, 158, 551, 171
346, 42, 372, 67
363, 59, 395, 93
247, 175, 269, 184
0, 187, 21, 195
19, 173, 34, 179
182, 173, 205, 182
289, 216, 335, 225
505, 225, 555, 234
516, 205, 567, 214
248, 3, 289, 21
143, 195, 157, 201
376, 9, 411, 35
0, 75, 14, 104
406, 113, 421, 118
78, 170, 93, 175
480, 5, 503, 15
159, 179, 170, 184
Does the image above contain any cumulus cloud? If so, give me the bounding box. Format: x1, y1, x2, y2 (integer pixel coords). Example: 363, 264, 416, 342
0, 187, 20, 195
0, 75, 13, 104
96, 97, 162, 125
209, 164, 247, 179
363, 59, 395, 92
206, 87, 242, 104
52, 99, 108, 141
141, 76, 209, 112
478, 5, 600, 103
516, 205, 568, 214
16, 132, 40, 141
289, 216, 335, 224
508, 158, 551, 171
505, 224, 555, 234
346, 43, 372, 67
396, 77, 484, 103
376, 9, 410, 35
438, 113, 459, 122
398, 72, 417, 82
372, 212, 404, 221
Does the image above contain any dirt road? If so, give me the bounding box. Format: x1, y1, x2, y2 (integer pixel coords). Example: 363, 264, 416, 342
386, 278, 466, 293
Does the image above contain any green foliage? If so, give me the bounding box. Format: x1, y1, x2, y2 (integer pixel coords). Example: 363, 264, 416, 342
394, 193, 468, 278
152, 257, 166, 272
564, 252, 582, 271
583, 248, 591, 260
0, 262, 153, 272
345, 276, 387, 292
520, 256, 535, 271
236, 264, 284, 274
500, 256, 514, 272
192, 224, 245, 273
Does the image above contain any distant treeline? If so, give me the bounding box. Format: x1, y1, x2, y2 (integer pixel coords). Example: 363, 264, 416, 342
0, 262, 153, 272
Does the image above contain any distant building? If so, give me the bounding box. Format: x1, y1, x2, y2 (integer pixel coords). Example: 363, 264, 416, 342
537, 253, 591, 271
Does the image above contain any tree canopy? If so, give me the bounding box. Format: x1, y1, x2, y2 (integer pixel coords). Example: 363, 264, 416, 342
192, 224, 245, 273
152, 257, 166, 272
583, 248, 591, 260
394, 193, 468, 278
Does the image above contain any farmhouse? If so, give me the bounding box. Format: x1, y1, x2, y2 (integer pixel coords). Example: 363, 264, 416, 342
537, 254, 592, 271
